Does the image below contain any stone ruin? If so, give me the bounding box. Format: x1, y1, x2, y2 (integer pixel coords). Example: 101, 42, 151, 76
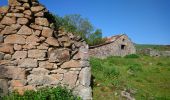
0, 0, 92, 99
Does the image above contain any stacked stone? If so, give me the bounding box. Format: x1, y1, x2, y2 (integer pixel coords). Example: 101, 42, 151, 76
0, 0, 91, 99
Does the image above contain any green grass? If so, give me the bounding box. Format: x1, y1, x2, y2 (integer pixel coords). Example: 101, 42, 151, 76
90, 55, 170, 100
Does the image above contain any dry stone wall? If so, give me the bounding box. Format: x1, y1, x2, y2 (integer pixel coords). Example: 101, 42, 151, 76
0, 0, 92, 99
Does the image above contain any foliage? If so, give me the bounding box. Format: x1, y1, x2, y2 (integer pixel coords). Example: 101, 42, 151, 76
127, 64, 142, 72
90, 55, 170, 100
124, 54, 140, 58
45, 13, 105, 46
2, 86, 81, 100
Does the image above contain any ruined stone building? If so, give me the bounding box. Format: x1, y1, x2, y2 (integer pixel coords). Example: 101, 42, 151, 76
0, 0, 92, 99
89, 34, 136, 58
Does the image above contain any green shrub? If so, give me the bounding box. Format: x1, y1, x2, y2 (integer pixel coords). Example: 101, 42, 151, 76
125, 54, 140, 58
2, 86, 81, 100
103, 67, 119, 78
127, 64, 142, 72
90, 57, 103, 72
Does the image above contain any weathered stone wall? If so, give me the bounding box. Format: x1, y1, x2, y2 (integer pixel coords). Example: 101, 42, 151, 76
89, 35, 136, 58
0, 0, 92, 99
138, 48, 170, 57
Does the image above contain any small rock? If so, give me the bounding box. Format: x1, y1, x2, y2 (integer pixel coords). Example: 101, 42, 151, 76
14, 44, 22, 51
4, 54, 12, 60
0, 52, 5, 60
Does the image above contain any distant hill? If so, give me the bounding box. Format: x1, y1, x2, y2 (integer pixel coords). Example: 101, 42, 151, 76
135, 44, 170, 51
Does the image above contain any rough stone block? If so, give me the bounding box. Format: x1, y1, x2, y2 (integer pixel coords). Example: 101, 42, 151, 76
8, 0, 21, 6
12, 51, 27, 59
19, 58, 38, 68
23, 10, 32, 16
39, 61, 54, 69
0, 65, 26, 79
0, 43, 14, 54
10, 80, 25, 87
26, 35, 40, 45
45, 37, 59, 47
27, 75, 58, 86
0, 79, 8, 96
48, 49, 70, 62
17, 18, 28, 25
0, 52, 5, 60
42, 27, 53, 38
28, 50, 46, 59
31, 68, 49, 75
63, 71, 78, 88
17, 25, 33, 35
1, 16, 16, 25
35, 17, 49, 26
4, 34, 26, 44
31, 6, 44, 12
61, 60, 81, 68
79, 67, 91, 87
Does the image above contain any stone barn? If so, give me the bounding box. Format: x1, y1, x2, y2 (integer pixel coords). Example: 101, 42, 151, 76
0, 0, 92, 99
89, 34, 136, 58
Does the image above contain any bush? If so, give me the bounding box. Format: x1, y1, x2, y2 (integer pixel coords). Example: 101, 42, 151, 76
103, 67, 119, 78
125, 54, 140, 58
127, 64, 142, 72
2, 86, 81, 100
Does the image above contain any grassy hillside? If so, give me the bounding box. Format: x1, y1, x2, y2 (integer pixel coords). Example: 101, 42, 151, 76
90, 55, 170, 100
135, 44, 170, 51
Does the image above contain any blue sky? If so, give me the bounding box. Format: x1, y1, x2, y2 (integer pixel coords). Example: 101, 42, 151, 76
0, 0, 170, 45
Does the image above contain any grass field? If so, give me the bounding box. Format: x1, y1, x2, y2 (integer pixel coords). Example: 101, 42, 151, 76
90, 55, 170, 100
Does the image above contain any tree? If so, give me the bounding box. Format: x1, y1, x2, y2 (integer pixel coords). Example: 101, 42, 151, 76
47, 13, 106, 46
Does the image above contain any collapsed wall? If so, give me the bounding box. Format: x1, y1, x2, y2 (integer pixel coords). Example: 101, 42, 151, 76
0, 0, 92, 99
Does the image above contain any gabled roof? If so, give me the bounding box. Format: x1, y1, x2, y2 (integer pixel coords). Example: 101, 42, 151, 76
89, 34, 126, 49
